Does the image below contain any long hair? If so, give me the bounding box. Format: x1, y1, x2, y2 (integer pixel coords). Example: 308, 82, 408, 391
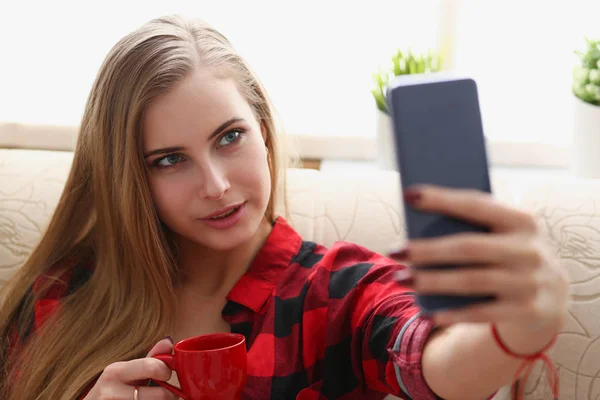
0, 15, 288, 400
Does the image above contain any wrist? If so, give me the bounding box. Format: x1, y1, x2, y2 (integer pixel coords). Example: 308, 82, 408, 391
494, 321, 559, 356
491, 322, 561, 400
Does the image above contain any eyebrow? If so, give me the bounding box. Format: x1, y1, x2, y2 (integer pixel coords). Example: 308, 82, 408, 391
144, 117, 246, 158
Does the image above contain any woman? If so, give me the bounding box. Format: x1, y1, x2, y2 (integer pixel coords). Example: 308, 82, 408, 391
0, 15, 568, 400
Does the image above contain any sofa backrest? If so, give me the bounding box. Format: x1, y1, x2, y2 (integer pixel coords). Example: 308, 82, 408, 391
2, 147, 600, 399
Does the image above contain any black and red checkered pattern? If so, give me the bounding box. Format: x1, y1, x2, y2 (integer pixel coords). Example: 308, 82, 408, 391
8, 218, 439, 399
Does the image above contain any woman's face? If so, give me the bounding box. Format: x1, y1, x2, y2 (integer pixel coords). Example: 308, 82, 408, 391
142, 69, 271, 252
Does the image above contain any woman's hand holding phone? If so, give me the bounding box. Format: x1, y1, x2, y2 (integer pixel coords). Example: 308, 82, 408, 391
389, 184, 569, 354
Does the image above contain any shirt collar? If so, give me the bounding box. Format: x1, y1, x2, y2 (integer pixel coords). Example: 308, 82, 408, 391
226, 217, 302, 312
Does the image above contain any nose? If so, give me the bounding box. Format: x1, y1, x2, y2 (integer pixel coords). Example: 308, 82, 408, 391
198, 162, 230, 200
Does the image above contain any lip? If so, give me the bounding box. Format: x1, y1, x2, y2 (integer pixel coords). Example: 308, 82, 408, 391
201, 202, 246, 220
199, 202, 246, 230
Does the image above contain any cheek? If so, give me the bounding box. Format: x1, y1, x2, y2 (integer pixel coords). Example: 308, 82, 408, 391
255, 155, 272, 208
148, 175, 192, 219
227, 148, 271, 208
241, 146, 271, 192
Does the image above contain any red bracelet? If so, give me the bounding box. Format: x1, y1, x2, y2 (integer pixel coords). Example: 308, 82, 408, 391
491, 324, 559, 400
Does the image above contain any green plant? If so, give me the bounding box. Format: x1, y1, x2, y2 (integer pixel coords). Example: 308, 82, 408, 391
572, 37, 600, 106
371, 49, 443, 113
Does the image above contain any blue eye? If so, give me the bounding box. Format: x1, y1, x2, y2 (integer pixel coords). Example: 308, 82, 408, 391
217, 130, 242, 147
154, 154, 183, 168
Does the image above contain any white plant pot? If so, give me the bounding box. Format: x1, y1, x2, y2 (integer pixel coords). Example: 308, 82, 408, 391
375, 111, 398, 170
572, 98, 600, 178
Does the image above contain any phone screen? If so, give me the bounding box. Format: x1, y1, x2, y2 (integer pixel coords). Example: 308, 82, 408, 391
387, 75, 495, 312
388, 76, 492, 240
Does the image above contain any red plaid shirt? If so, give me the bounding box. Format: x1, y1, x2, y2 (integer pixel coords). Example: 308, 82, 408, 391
9, 217, 440, 399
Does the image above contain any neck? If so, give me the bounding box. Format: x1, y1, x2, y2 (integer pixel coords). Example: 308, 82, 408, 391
174, 218, 273, 298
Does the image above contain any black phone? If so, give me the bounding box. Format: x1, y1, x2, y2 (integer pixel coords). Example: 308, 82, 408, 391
387, 75, 495, 314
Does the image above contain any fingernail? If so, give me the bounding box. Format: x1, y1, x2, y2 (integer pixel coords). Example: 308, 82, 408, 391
403, 189, 422, 205
164, 335, 174, 344
389, 247, 410, 260
394, 269, 414, 286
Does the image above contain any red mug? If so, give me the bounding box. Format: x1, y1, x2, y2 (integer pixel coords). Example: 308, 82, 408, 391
152, 333, 247, 400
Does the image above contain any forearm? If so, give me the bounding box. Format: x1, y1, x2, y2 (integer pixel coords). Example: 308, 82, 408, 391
422, 322, 557, 400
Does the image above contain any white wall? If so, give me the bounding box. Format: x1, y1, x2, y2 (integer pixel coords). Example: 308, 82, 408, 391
452, 0, 600, 146
0, 0, 442, 138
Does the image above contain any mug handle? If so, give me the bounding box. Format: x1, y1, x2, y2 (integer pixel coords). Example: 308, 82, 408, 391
151, 354, 188, 400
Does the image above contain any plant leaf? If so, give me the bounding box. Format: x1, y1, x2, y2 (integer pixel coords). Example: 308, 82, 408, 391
590, 69, 600, 85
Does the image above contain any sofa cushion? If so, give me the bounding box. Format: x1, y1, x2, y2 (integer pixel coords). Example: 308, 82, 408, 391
6, 147, 592, 400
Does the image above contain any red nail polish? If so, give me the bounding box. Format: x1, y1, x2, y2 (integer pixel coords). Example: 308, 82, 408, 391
389, 248, 410, 260
403, 190, 422, 205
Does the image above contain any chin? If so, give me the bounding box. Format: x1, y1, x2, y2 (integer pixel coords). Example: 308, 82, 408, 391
204, 230, 251, 251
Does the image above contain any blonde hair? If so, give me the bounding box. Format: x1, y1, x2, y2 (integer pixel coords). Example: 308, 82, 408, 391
0, 15, 289, 400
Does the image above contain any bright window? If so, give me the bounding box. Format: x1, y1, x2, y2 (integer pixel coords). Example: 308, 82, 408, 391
452, 0, 600, 146
0, 0, 443, 138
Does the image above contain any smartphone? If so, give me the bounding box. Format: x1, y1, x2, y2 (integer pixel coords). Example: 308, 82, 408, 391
386, 74, 495, 314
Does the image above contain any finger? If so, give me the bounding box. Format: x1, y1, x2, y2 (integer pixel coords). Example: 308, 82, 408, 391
391, 233, 542, 268
431, 300, 522, 326
147, 337, 174, 357
137, 385, 179, 400
101, 385, 178, 400
411, 266, 537, 298
102, 357, 172, 383
135, 338, 175, 388
404, 185, 538, 233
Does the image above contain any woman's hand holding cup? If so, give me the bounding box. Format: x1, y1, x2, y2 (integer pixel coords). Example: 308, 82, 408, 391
83, 337, 177, 400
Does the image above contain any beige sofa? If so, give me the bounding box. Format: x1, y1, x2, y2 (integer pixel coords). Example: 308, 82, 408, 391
1, 139, 599, 399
